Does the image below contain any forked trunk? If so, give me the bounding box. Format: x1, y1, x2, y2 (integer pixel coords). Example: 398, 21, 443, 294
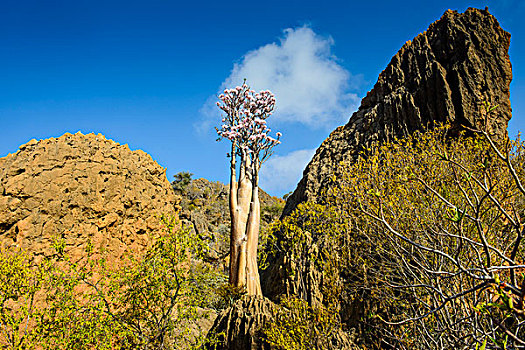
228, 150, 262, 295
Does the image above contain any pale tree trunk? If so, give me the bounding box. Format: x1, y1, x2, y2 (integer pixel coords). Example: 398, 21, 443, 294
228, 151, 262, 295
245, 165, 262, 295
229, 149, 252, 288
228, 142, 239, 285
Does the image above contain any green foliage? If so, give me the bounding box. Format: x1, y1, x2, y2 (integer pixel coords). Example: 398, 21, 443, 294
261, 202, 284, 222
0, 245, 43, 349
333, 124, 525, 348
212, 283, 246, 310
263, 296, 340, 350
266, 201, 346, 293
172, 171, 194, 192
0, 215, 223, 349
263, 202, 348, 348
336, 125, 525, 347
265, 121, 525, 349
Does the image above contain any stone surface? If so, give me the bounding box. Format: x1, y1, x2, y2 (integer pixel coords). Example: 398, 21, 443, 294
207, 296, 278, 350
282, 7, 512, 217
0, 132, 177, 263
207, 296, 355, 350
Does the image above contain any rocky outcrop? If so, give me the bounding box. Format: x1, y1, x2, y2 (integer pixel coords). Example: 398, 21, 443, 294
282, 7, 512, 217
207, 296, 355, 349
207, 297, 278, 350
260, 7, 514, 342
0, 132, 177, 263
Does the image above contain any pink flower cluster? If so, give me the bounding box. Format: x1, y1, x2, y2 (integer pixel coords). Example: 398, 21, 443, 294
216, 82, 281, 159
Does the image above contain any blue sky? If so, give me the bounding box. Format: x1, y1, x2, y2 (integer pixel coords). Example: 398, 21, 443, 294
1, 0, 524, 197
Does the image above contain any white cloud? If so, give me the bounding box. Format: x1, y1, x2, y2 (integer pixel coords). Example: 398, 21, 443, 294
197, 27, 361, 194
198, 26, 361, 133
196, 95, 221, 135
259, 148, 316, 196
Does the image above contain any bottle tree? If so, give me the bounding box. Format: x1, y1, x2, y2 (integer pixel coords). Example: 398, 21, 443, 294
216, 81, 281, 295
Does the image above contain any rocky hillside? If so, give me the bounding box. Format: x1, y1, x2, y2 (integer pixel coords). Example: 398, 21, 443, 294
0, 132, 177, 263
282, 7, 512, 217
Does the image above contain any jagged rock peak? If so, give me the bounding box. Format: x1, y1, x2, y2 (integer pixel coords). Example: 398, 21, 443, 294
282, 7, 512, 216
0, 132, 177, 263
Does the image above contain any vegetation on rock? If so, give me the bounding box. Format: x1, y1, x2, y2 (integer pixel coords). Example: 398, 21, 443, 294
265, 117, 525, 349
0, 8, 517, 350
263, 296, 347, 350
172, 171, 194, 192
0, 216, 223, 349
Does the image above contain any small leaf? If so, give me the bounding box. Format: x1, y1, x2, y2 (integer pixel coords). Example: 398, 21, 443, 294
479, 338, 487, 350
488, 104, 499, 113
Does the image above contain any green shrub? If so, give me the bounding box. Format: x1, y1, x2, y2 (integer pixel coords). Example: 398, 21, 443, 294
172, 172, 194, 192
333, 123, 525, 348
263, 296, 340, 350
0, 215, 222, 349
266, 118, 525, 349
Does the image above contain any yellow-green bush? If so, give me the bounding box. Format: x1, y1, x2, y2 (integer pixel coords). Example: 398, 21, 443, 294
264, 296, 341, 350
0, 245, 43, 349
262, 202, 350, 349
334, 123, 525, 348
0, 215, 223, 349
266, 119, 525, 349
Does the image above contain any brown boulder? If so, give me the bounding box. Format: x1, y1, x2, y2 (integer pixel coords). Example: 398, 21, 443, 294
0, 132, 177, 263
